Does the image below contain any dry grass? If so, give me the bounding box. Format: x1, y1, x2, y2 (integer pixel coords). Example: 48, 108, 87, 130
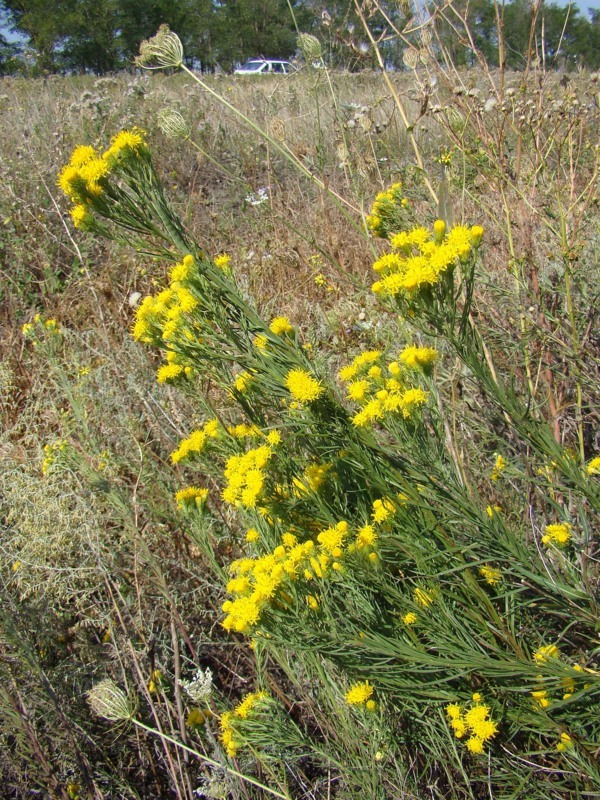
0, 60, 598, 799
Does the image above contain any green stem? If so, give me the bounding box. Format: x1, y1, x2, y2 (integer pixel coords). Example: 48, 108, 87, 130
132, 719, 292, 800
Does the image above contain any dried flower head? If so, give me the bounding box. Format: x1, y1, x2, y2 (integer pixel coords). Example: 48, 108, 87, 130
137, 25, 184, 70
88, 679, 134, 722
158, 108, 190, 140
297, 33, 322, 63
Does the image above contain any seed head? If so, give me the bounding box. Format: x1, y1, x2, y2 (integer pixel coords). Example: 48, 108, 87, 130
88, 679, 134, 722
297, 33, 322, 63
137, 25, 184, 70
158, 108, 191, 140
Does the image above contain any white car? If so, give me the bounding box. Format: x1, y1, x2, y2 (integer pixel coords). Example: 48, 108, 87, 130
234, 59, 295, 75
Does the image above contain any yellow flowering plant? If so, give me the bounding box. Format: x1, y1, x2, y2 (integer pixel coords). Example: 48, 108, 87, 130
57, 107, 600, 799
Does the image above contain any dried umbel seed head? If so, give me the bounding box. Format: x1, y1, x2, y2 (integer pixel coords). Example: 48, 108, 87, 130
137, 25, 184, 70
269, 117, 286, 142
403, 48, 419, 70
158, 108, 190, 140
297, 33, 322, 63
420, 27, 433, 47
88, 679, 134, 722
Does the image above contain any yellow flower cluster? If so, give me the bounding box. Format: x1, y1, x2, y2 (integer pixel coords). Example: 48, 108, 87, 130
222, 517, 382, 633
222, 444, 274, 508
371, 221, 483, 298
133, 265, 198, 346
413, 587, 434, 608
222, 538, 316, 633
156, 362, 193, 384
399, 345, 438, 371
292, 462, 332, 495
366, 182, 409, 238
445, 697, 498, 754
175, 486, 209, 509
58, 129, 147, 224
541, 522, 571, 548
220, 691, 269, 758
171, 419, 220, 464
372, 497, 396, 524
491, 453, 506, 481
479, 564, 502, 586
22, 314, 61, 342
532, 654, 595, 708
285, 368, 324, 404
338, 349, 429, 427
533, 644, 559, 663
41, 441, 67, 476
345, 680, 376, 711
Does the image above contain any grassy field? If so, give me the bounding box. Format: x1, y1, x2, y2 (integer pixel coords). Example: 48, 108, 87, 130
1, 38, 599, 800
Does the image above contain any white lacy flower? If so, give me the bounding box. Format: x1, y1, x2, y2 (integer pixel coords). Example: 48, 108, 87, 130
245, 188, 269, 206
179, 667, 213, 702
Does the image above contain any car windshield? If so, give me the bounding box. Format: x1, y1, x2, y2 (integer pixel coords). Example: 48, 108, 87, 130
238, 61, 264, 72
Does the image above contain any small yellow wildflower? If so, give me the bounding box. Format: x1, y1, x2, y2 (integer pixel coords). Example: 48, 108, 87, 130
356, 524, 377, 549
402, 612, 417, 626
372, 497, 395, 524
531, 689, 550, 708
413, 587, 433, 608
479, 565, 502, 586
345, 681, 374, 706
307, 594, 319, 610
157, 363, 185, 384
533, 644, 560, 663
586, 456, 600, 475
486, 504, 502, 517
269, 316, 293, 335
465, 737, 485, 754
245, 528, 260, 543
186, 708, 209, 728
285, 369, 323, 404
70, 144, 96, 168
556, 732, 573, 752
105, 127, 146, 160
234, 371, 253, 393
234, 691, 267, 719
175, 487, 209, 509
399, 345, 438, 371
70, 204, 91, 228
214, 253, 232, 272
266, 430, 281, 446
491, 453, 506, 481
253, 334, 268, 351
541, 522, 571, 548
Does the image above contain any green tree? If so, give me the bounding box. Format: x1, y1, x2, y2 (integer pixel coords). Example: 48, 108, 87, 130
1, 0, 73, 72
211, 0, 306, 70
61, 0, 121, 72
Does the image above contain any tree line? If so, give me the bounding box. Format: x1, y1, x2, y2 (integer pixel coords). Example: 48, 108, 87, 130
0, 0, 599, 76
